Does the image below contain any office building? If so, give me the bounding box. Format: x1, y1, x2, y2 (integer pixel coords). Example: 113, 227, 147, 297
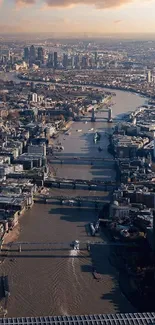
94, 52, 98, 65
32, 93, 38, 103
54, 52, 58, 69
24, 47, 29, 62
81, 56, 89, 69
63, 54, 68, 69
147, 70, 152, 83
38, 47, 44, 64
74, 55, 80, 69
47, 53, 53, 67
29, 45, 36, 65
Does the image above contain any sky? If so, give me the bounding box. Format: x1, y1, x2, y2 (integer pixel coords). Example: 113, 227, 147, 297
0, 0, 155, 35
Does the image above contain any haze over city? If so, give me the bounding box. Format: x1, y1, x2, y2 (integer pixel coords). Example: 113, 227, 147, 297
0, 0, 155, 35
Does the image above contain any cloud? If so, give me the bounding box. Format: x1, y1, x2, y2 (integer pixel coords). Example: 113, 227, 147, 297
6, 0, 150, 10
114, 19, 123, 23
44, 0, 132, 9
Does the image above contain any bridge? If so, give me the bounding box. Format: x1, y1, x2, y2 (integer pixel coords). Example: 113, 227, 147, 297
44, 178, 118, 191
1, 240, 136, 252
91, 107, 112, 123
0, 313, 155, 325
34, 194, 110, 206
48, 156, 116, 165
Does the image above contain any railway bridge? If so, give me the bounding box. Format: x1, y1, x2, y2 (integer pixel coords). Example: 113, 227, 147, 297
44, 178, 118, 191
0, 240, 135, 253
0, 312, 155, 325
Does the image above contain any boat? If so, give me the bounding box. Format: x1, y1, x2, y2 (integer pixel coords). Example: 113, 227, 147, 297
93, 132, 101, 143
2, 275, 10, 297
85, 121, 88, 124
71, 240, 80, 250
90, 223, 96, 236
77, 129, 82, 132
92, 269, 102, 281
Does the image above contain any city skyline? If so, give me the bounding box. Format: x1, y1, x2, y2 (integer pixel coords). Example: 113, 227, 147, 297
0, 0, 155, 35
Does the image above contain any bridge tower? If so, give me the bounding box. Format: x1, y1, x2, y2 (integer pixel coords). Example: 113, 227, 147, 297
91, 108, 96, 122
108, 108, 112, 123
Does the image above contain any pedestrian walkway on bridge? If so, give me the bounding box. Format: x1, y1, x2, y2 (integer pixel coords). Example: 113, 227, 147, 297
0, 312, 155, 325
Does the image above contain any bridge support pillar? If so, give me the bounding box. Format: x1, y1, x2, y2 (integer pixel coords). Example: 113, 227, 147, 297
19, 244, 22, 253
73, 183, 76, 189
88, 185, 91, 190
77, 200, 81, 207
58, 182, 61, 188
95, 202, 98, 209
108, 108, 112, 123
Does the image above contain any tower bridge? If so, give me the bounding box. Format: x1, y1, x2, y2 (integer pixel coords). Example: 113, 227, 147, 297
91, 107, 112, 123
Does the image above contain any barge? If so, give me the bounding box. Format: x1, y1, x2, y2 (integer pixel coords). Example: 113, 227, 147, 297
93, 132, 101, 143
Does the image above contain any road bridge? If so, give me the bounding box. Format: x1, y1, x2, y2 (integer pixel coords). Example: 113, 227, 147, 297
49, 156, 116, 164
91, 107, 112, 122
34, 194, 110, 207
44, 178, 118, 191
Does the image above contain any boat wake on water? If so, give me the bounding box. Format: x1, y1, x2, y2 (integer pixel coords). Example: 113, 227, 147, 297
69, 249, 81, 287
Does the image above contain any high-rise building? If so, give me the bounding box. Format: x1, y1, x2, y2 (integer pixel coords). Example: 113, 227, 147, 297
29, 45, 36, 65
71, 56, 75, 69
47, 53, 53, 67
63, 54, 68, 69
24, 47, 29, 62
74, 55, 80, 69
81, 56, 88, 69
38, 47, 44, 64
94, 52, 98, 65
147, 70, 152, 83
54, 52, 58, 69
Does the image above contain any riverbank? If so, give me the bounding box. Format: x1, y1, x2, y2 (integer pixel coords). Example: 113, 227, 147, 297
16, 74, 150, 100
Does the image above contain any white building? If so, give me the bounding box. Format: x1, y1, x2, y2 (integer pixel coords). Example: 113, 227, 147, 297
32, 93, 38, 103
147, 70, 152, 83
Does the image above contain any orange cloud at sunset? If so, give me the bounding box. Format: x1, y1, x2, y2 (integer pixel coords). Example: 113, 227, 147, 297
4, 0, 149, 9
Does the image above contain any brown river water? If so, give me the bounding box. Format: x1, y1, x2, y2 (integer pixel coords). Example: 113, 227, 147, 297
0, 87, 146, 317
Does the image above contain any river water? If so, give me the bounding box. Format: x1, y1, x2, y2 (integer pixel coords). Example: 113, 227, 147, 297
0, 75, 147, 317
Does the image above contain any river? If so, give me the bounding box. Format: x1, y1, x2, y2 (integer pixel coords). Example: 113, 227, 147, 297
0, 74, 147, 317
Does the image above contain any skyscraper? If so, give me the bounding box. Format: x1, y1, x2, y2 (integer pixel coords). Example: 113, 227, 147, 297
24, 47, 29, 62
29, 45, 36, 65
38, 47, 44, 64
63, 54, 68, 69
54, 52, 58, 69
94, 52, 98, 65
47, 53, 53, 68
147, 70, 152, 83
